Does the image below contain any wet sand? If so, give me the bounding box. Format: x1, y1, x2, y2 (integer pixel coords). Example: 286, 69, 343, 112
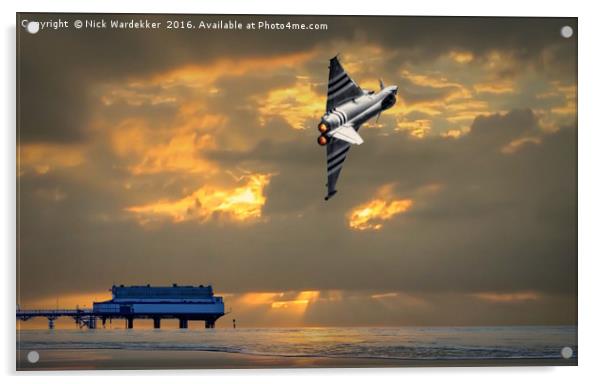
16, 349, 577, 371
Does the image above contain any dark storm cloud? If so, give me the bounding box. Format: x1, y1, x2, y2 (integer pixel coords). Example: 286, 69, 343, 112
199, 109, 576, 294
361, 16, 577, 71
18, 13, 575, 143
397, 77, 459, 104
17, 13, 329, 143
18, 108, 575, 304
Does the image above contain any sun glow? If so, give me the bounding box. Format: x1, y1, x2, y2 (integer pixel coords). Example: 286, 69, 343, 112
270, 291, 320, 315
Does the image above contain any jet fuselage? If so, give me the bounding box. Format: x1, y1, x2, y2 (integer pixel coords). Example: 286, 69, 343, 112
320, 85, 398, 135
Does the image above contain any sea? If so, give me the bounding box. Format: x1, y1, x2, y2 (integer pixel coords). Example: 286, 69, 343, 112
17, 325, 577, 361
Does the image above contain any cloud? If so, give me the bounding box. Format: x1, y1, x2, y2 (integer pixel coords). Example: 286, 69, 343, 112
449, 50, 474, 64
348, 184, 413, 230
271, 290, 320, 311
473, 80, 515, 94
256, 80, 324, 130
500, 136, 542, 154
370, 292, 398, 299
19, 143, 85, 175
472, 291, 540, 303
441, 129, 464, 139
145, 51, 316, 89
105, 112, 225, 176
126, 173, 272, 225
395, 119, 432, 138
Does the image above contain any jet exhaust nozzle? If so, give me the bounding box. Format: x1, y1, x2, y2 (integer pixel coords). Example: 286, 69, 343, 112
317, 135, 329, 146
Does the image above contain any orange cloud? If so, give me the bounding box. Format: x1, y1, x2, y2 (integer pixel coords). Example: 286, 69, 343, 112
107, 111, 225, 175
108, 118, 153, 157
532, 82, 576, 133
101, 87, 177, 107
130, 131, 218, 175
126, 173, 272, 225
401, 69, 464, 90
370, 292, 398, 299
474, 81, 515, 94
147, 51, 316, 89
500, 136, 542, 154
216, 290, 330, 326
395, 69, 484, 137
271, 290, 320, 313
395, 119, 432, 138
444, 101, 490, 133
98, 51, 319, 180
441, 129, 464, 139
449, 50, 474, 64
445, 100, 489, 114
482, 50, 518, 72
472, 291, 540, 303
237, 292, 285, 306
551, 101, 576, 117
400, 100, 445, 117
19, 143, 85, 175
348, 184, 413, 231
256, 80, 324, 129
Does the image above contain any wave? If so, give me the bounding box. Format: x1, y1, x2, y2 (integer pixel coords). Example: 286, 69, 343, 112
16, 326, 578, 361
17, 341, 576, 361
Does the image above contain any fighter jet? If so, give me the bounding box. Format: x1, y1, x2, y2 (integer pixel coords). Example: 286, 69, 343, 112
317, 56, 398, 200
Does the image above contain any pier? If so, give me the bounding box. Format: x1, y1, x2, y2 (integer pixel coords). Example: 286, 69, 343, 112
16, 308, 96, 329
17, 284, 225, 329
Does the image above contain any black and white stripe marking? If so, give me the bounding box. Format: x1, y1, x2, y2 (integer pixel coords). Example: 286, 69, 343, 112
327, 71, 355, 100
331, 109, 347, 125
328, 71, 347, 86
327, 144, 350, 175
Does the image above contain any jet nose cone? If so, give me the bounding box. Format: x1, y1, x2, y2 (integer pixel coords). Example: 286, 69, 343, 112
391, 86, 398, 95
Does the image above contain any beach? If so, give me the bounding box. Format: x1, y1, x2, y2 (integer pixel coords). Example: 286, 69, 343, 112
17, 348, 576, 371
16, 326, 578, 370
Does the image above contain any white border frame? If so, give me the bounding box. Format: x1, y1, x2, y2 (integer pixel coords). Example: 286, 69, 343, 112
3, 1, 600, 383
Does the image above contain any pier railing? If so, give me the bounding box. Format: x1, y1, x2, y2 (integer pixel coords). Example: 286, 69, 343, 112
17, 309, 91, 317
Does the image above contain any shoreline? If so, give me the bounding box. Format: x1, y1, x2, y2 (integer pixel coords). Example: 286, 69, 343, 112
16, 348, 578, 371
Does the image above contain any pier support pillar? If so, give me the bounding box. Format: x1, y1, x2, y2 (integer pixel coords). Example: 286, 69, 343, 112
178, 318, 188, 329
205, 320, 215, 329
126, 317, 134, 329
153, 318, 161, 329
48, 317, 55, 329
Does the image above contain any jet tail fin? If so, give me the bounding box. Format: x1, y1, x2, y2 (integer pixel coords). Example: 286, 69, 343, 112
379, 78, 385, 90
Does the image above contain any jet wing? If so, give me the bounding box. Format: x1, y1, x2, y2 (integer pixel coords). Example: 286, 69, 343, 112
330, 124, 364, 145
325, 139, 352, 200
326, 56, 364, 112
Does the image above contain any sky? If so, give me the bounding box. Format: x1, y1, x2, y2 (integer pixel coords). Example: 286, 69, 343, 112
17, 14, 577, 327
